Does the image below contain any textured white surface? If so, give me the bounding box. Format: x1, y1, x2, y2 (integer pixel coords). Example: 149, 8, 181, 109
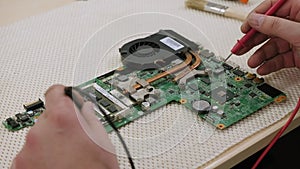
1, 0, 300, 169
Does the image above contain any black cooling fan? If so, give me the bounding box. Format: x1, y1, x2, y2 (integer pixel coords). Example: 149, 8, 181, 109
119, 30, 198, 70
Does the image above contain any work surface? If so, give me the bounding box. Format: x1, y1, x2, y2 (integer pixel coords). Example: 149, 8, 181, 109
1, 0, 300, 168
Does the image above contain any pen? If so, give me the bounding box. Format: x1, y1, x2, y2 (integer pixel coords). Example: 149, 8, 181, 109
224, 0, 287, 62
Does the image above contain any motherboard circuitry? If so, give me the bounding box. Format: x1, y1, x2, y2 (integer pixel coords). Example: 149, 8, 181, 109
3, 30, 286, 132
3, 99, 44, 131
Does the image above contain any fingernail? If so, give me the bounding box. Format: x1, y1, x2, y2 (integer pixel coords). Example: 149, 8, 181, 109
248, 13, 265, 28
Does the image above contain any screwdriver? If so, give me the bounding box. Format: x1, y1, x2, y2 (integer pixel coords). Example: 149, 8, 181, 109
224, 0, 287, 62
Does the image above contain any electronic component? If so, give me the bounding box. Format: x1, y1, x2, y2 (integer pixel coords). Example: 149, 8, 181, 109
6, 118, 19, 129
145, 96, 157, 105
249, 92, 257, 98
110, 89, 134, 107
222, 63, 233, 70
116, 75, 129, 82
141, 102, 151, 111
192, 100, 211, 114
244, 83, 252, 88
245, 72, 256, 80
212, 87, 235, 104
257, 83, 283, 98
235, 101, 241, 106
130, 86, 161, 103
3, 30, 287, 131
23, 99, 44, 111
16, 113, 30, 122
233, 69, 245, 77
107, 106, 118, 113
253, 77, 265, 84
82, 83, 131, 119
188, 83, 199, 91
216, 110, 225, 117
99, 99, 110, 107
3, 99, 44, 131
211, 105, 218, 112
201, 77, 211, 85
198, 88, 205, 94
168, 89, 175, 94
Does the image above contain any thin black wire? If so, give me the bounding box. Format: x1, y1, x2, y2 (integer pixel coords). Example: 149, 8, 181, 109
64, 86, 135, 169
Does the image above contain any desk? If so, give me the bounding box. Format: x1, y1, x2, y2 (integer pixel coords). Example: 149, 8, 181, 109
0, 0, 299, 168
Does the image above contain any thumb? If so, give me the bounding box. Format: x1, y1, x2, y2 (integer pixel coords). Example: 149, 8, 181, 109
248, 13, 300, 44
78, 102, 116, 153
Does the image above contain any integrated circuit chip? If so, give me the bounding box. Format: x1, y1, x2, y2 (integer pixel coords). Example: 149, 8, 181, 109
99, 100, 110, 107
222, 63, 233, 70
244, 83, 252, 88
212, 87, 234, 104
233, 69, 245, 76
117, 75, 129, 82
257, 83, 283, 98
188, 83, 198, 91
249, 92, 257, 98
107, 106, 118, 113
6, 118, 19, 129
201, 78, 211, 85
16, 113, 29, 122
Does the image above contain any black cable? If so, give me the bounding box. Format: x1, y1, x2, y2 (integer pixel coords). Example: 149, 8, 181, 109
64, 86, 135, 169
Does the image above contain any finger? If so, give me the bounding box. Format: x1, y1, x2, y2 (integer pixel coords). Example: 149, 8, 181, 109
80, 102, 100, 126
256, 51, 295, 75
251, 0, 291, 17
241, 0, 276, 34
248, 13, 300, 45
248, 38, 290, 67
292, 45, 300, 58
293, 47, 300, 69
43, 84, 78, 128
78, 102, 116, 153
241, 0, 292, 33
10, 155, 30, 169
10, 159, 16, 169
44, 84, 74, 113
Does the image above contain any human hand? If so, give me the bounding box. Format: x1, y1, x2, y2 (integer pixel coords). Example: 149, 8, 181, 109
236, 0, 300, 75
10, 84, 119, 169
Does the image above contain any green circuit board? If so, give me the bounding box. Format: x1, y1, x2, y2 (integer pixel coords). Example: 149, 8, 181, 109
78, 49, 286, 132
3, 30, 286, 132
2, 99, 44, 131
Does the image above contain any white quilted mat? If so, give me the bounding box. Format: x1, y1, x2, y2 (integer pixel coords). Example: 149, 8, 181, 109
1, 0, 300, 168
